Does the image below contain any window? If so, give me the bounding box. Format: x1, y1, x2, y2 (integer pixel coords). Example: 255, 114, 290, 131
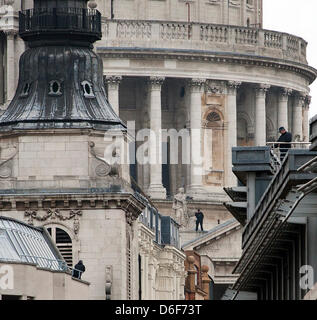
48, 80, 62, 96
47, 227, 72, 267
20, 82, 31, 97
207, 111, 221, 123
81, 80, 95, 98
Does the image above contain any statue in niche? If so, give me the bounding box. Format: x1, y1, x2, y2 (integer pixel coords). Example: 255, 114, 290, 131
172, 188, 188, 227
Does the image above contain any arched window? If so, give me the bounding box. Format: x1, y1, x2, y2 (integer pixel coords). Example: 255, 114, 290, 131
46, 227, 73, 267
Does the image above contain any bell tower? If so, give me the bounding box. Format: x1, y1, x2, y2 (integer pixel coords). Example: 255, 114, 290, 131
0, 0, 124, 131
0, 0, 143, 300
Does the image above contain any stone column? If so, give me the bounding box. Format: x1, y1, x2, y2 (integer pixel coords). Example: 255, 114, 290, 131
227, 81, 241, 187
293, 92, 305, 142
5, 30, 17, 102
105, 75, 122, 115
303, 96, 311, 142
147, 76, 166, 199
254, 84, 270, 146
187, 78, 205, 197
278, 88, 292, 131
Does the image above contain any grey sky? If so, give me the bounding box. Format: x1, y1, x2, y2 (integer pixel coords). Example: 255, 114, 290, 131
263, 0, 317, 118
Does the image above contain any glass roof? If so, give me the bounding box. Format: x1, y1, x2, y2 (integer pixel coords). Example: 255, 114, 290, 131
0, 217, 67, 271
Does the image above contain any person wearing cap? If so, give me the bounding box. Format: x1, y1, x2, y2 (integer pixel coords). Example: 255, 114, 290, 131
275, 127, 292, 161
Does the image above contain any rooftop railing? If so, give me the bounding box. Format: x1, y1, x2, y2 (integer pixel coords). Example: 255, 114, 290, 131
19, 8, 102, 36
242, 147, 315, 248
267, 142, 311, 168
100, 19, 309, 65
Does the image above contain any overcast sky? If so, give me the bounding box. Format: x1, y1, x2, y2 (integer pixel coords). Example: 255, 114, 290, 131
263, 0, 317, 118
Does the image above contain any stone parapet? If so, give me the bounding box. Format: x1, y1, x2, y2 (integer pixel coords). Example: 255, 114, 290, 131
99, 19, 310, 66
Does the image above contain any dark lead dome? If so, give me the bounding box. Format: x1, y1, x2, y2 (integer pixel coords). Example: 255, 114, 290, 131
0, 0, 125, 131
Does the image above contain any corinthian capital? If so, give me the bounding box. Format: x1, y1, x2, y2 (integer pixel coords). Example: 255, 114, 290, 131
281, 88, 293, 97
227, 81, 242, 95
187, 78, 206, 92
305, 95, 312, 107
255, 84, 270, 97
104, 75, 122, 84
147, 76, 165, 90
104, 75, 122, 89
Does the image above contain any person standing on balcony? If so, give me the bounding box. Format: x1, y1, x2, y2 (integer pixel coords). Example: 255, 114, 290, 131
195, 209, 204, 232
275, 127, 292, 161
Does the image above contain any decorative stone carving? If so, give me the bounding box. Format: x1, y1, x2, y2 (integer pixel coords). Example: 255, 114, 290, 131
147, 76, 165, 90
104, 75, 122, 90
187, 78, 206, 92
0, 144, 17, 179
172, 188, 188, 227
24, 209, 82, 225
89, 141, 119, 177
255, 84, 270, 97
227, 81, 242, 95
206, 80, 226, 94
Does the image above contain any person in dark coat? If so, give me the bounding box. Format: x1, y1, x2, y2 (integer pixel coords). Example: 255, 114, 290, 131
72, 260, 86, 279
195, 209, 204, 232
275, 127, 292, 161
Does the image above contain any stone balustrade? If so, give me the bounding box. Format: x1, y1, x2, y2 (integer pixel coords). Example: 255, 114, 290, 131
100, 19, 308, 65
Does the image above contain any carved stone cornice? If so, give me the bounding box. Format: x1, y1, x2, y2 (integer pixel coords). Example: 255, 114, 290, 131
24, 209, 82, 227
97, 50, 317, 84
147, 76, 165, 90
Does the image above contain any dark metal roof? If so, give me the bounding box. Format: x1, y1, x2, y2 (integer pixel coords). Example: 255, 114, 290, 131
223, 202, 247, 226
0, 46, 126, 131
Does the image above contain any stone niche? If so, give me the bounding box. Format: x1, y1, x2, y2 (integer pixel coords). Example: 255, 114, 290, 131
202, 92, 225, 187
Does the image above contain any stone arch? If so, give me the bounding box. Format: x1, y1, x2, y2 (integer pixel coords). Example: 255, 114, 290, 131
237, 111, 254, 146
43, 222, 80, 268
266, 116, 276, 142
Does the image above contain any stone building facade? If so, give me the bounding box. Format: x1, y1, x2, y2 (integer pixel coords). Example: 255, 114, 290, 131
0, 0, 316, 299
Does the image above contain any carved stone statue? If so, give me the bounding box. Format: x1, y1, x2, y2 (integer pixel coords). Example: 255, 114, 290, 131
172, 188, 188, 227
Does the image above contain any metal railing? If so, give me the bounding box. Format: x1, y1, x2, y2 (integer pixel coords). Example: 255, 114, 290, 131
1, 254, 86, 280
267, 142, 311, 167
19, 8, 102, 35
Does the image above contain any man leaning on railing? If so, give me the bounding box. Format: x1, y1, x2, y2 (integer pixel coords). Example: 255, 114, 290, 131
274, 127, 292, 161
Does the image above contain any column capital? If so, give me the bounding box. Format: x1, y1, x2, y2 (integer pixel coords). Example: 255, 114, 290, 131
187, 78, 206, 92
104, 75, 122, 90
227, 81, 242, 95
254, 84, 270, 97
305, 95, 312, 108
295, 91, 307, 106
4, 29, 18, 39
147, 76, 165, 90
104, 75, 122, 84
281, 87, 293, 97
